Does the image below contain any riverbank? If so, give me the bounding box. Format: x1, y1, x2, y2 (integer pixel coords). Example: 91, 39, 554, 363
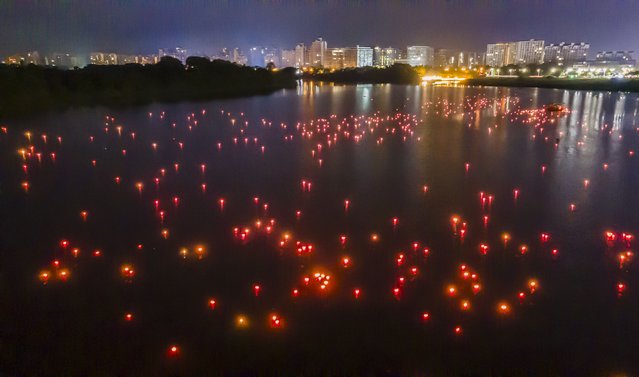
302, 64, 421, 84
0, 57, 297, 119
466, 77, 639, 93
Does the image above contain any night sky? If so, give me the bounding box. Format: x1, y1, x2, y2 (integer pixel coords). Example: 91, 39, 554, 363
1, 0, 638, 56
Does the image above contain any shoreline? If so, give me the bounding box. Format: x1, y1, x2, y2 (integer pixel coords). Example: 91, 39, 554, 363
466, 77, 639, 93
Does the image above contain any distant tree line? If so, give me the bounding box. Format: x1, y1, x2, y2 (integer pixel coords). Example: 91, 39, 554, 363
302, 64, 421, 84
0, 56, 297, 118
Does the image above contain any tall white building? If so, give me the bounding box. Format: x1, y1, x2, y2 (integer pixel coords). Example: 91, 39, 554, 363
407, 46, 434, 66
349, 46, 373, 67
294, 43, 306, 68
310, 38, 327, 67
486, 40, 544, 67
544, 42, 589, 65
281, 49, 296, 67
486, 43, 510, 67
373, 47, 398, 67
232, 48, 247, 65
513, 40, 545, 65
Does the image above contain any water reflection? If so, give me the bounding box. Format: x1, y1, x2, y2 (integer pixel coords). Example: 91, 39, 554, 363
2, 84, 639, 375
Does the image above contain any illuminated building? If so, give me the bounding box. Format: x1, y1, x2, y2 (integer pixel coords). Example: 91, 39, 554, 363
486, 43, 510, 67
434, 49, 482, 68
310, 38, 327, 67
325, 46, 373, 69
89, 52, 118, 65
158, 47, 188, 64
294, 43, 306, 68
373, 47, 398, 67
407, 46, 434, 67
513, 39, 545, 65
544, 42, 589, 66
4, 55, 23, 65
248, 47, 265, 67
281, 49, 296, 67
565, 50, 636, 78
434, 48, 454, 67
45, 53, 80, 69
264, 47, 281, 67
119, 55, 140, 64
232, 48, 247, 65
326, 48, 345, 69
486, 40, 544, 67
6, 51, 43, 65
348, 46, 373, 67
212, 48, 231, 61
595, 50, 636, 65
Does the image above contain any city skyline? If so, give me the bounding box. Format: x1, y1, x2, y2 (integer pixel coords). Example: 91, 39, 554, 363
1, 0, 638, 57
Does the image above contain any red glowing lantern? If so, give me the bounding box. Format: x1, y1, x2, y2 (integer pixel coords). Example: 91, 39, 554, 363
617, 283, 626, 295
497, 302, 511, 314
38, 271, 50, 284
167, 345, 180, 357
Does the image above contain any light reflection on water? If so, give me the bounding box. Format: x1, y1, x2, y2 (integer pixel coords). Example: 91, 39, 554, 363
1, 83, 639, 374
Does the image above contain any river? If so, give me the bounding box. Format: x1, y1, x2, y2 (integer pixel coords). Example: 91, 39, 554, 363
1, 82, 638, 374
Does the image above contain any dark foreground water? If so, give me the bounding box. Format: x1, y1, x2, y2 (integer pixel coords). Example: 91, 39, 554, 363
1, 82, 639, 375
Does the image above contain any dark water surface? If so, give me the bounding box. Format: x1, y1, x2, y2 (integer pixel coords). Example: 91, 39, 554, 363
1, 83, 639, 375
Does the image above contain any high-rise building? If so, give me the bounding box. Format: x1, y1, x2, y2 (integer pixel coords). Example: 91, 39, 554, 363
294, 43, 306, 68
595, 51, 636, 65
232, 48, 247, 65
326, 46, 373, 69
310, 38, 327, 67
213, 48, 231, 61
89, 52, 118, 65
486, 40, 544, 67
120, 55, 142, 64
4, 51, 42, 65
354, 46, 373, 67
4, 54, 23, 65
25, 51, 42, 65
339, 46, 374, 68
138, 55, 158, 65
513, 40, 545, 65
434, 49, 482, 68
434, 49, 454, 67
373, 47, 398, 67
158, 47, 188, 63
46, 53, 80, 68
263, 47, 281, 67
486, 43, 510, 67
326, 48, 346, 69
248, 47, 265, 67
407, 46, 434, 66
544, 42, 589, 65
281, 49, 296, 67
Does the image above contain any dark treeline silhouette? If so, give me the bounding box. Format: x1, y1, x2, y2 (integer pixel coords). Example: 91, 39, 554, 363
0, 56, 297, 118
467, 77, 639, 93
303, 64, 421, 84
